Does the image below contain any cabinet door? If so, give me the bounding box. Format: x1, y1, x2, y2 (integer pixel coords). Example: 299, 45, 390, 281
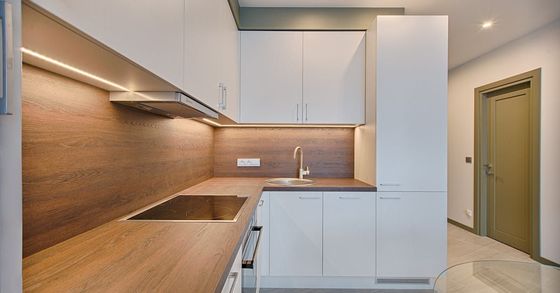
240, 32, 303, 123
376, 192, 447, 279
219, 1, 240, 121
184, 0, 223, 110
257, 192, 270, 277
269, 192, 322, 276
31, 0, 184, 88
376, 16, 448, 192
323, 192, 375, 277
103, 0, 184, 87
303, 32, 365, 124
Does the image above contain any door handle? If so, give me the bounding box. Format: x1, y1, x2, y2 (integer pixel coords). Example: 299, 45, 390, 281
483, 163, 494, 175
0, 1, 13, 115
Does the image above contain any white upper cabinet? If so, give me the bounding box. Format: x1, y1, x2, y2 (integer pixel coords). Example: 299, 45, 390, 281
240, 32, 303, 124
303, 32, 365, 124
240, 31, 365, 124
375, 16, 448, 192
184, 0, 240, 120
31, 0, 185, 88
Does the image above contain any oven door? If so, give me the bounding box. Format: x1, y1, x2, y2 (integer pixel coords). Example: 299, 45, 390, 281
242, 225, 263, 293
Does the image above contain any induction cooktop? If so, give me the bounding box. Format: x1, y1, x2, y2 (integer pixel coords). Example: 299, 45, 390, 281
125, 195, 247, 222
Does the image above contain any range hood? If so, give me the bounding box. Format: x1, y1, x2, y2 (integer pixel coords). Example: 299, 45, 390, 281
22, 2, 219, 120
110, 92, 218, 119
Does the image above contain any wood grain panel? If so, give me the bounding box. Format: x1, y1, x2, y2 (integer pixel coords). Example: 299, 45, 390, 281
214, 127, 354, 178
22, 64, 214, 257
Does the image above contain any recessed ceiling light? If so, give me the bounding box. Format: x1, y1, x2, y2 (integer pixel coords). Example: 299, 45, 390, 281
481, 20, 494, 29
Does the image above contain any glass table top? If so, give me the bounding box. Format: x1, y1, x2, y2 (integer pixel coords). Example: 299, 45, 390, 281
434, 260, 560, 293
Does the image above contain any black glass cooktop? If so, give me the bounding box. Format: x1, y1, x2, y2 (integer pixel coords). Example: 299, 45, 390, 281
127, 195, 247, 221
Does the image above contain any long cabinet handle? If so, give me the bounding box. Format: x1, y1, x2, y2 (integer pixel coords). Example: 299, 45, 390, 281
296, 104, 299, 122
242, 226, 263, 269
338, 196, 361, 200
379, 196, 401, 200
222, 86, 227, 110
0, 1, 13, 115
226, 272, 239, 293
298, 196, 321, 200
379, 183, 401, 186
305, 103, 308, 121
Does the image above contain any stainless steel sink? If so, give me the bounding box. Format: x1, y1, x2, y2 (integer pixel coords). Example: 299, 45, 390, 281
266, 178, 314, 186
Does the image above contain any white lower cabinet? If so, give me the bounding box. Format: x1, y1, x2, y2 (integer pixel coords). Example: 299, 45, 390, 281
221, 247, 242, 293
376, 192, 447, 279
323, 192, 375, 277
269, 192, 323, 276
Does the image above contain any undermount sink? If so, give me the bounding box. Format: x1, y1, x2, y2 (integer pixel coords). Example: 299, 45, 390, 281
266, 178, 314, 186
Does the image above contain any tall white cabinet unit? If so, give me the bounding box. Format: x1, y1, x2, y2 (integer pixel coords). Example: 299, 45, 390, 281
372, 16, 448, 283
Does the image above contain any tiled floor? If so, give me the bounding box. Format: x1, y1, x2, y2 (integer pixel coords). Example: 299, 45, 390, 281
261, 223, 534, 293
447, 223, 534, 267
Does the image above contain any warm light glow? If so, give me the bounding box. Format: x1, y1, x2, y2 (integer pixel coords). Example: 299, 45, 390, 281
481, 20, 494, 29
201, 118, 359, 128
21, 47, 130, 91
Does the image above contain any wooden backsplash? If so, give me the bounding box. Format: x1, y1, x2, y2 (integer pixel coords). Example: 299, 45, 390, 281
214, 127, 354, 178
22, 65, 214, 257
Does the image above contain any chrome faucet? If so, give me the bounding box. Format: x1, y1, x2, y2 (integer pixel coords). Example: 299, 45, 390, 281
293, 146, 310, 179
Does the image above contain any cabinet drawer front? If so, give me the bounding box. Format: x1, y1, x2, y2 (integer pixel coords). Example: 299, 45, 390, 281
269, 192, 322, 276
323, 192, 375, 277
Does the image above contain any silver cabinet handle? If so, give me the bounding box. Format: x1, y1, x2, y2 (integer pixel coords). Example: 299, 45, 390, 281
338, 196, 361, 200
226, 272, 239, 293
258, 199, 264, 206
218, 83, 224, 109
379, 196, 401, 200
296, 104, 299, 122
298, 196, 320, 200
305, 103, 308, 121
379, 183, 401, 186
0, 1, 13, 115
222, 86, 227, 110
242, 226, 263, 269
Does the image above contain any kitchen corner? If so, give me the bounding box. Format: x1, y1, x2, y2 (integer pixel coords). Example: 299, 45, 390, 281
23, 177, 375, 292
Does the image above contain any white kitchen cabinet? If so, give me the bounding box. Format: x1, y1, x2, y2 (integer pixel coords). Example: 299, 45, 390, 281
31, 0, 185, 87
221, 247, 242, 293
323, 192, 375, 277
376, 192, 447, 279
184, 0, 240, 120
303, 32, 365, 124
240, 31, 365, 124
375, 16, 448, 192
269, 192, 322, 276
240, 32, 303, 123
257, 192, 270, 276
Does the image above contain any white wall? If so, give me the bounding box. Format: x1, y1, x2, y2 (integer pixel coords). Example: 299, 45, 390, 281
448, 19, 560, 263
0, 0, 22, 292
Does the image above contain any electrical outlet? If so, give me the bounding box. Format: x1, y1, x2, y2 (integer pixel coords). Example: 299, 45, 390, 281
237, 158, 261, 167
465, 209, 473, 217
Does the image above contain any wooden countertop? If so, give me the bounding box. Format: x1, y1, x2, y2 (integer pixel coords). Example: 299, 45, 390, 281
23, 177, 374, 292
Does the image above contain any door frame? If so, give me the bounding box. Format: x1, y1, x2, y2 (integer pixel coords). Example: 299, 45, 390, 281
473, 68, 541, 260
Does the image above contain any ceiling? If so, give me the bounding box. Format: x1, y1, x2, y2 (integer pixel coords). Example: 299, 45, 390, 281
238, 0, 560, 69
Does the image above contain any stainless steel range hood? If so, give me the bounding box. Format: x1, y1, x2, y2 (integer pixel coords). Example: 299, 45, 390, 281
110, 92, 218, 119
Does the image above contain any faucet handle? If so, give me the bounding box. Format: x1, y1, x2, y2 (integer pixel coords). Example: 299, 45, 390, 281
302, 166, 310, 176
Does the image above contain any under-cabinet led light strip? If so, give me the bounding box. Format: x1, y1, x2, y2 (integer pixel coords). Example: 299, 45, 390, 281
202, 118, 359, 128
21, 47, 130, 91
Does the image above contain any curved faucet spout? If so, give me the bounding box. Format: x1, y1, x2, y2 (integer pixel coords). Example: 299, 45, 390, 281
293, 146, 309, 179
